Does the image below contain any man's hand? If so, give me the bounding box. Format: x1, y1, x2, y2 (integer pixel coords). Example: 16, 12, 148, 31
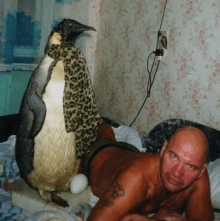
121, 213, 151, 221
152, 208, 185, 221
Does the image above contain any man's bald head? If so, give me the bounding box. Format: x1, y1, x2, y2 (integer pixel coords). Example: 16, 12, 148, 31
168, 126, 209, 165
160, 126, 209, 192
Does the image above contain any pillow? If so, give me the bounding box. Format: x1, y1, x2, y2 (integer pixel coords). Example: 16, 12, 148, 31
208, 158, 220, 209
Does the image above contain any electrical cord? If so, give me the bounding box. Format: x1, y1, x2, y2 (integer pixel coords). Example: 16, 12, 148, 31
146, 51, 155, 98
149, 59, 161, 92
146, 53, 155, 97
129, 37, 163, 127
129, 58, 161, 127
146, 49, 163, 97
158, 0, 168, 32
147, 51, 155, 75
129, 0, 167, 127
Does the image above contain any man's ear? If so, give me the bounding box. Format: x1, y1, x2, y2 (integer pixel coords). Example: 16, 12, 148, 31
160, 140, 168, 158
197, 163, 207, 179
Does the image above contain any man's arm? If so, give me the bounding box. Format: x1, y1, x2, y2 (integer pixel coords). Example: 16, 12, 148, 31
88, 171, 146, 221
185, 170, 214, 221
121, 212, 185, 221
150, 209, 185, 221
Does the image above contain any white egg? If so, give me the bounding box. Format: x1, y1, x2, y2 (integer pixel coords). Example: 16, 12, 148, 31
70, 173, 88, 195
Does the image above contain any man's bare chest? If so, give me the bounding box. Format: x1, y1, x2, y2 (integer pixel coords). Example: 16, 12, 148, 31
133, 190, 191, 215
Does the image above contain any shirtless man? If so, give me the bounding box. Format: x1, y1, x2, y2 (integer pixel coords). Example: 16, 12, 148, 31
88, 126, 214, 221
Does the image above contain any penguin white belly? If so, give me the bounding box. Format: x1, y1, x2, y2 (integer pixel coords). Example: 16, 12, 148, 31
28, 61, 80, 192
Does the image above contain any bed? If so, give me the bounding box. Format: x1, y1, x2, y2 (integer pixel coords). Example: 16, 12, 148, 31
0, 115, 220, 220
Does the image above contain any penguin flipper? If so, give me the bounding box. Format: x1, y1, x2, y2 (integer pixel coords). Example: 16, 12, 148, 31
27, 83, 47, 139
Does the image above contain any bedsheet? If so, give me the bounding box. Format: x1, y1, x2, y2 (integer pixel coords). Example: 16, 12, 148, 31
0, 135, 31, 220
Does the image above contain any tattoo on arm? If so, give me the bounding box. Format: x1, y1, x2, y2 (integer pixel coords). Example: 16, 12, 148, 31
101, 180, 125, 208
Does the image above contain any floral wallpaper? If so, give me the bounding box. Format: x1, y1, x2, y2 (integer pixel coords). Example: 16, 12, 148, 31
84, 0, 220, 135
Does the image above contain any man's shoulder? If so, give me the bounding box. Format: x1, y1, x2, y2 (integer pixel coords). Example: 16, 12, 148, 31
126, 153, 159, 174
118, 153, 160, 187
113, 166, 148, 204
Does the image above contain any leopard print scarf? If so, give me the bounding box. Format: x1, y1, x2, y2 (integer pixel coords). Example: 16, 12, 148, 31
47, 43, 103, 158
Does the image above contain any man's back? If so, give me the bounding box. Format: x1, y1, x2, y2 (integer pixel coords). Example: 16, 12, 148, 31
90, 146, 146, 197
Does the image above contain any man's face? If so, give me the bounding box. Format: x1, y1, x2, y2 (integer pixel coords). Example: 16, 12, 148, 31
160, 134, 207, 193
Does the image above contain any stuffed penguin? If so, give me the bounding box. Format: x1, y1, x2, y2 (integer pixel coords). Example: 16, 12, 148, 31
15, 19, 103, 207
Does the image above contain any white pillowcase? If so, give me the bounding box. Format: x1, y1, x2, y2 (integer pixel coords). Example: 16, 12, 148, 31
208, 158, 220, 209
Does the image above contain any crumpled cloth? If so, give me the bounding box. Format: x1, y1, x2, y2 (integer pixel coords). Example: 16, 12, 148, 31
24, 211, 82, 221
112, 125, 145, 152
208, 158, 220, 209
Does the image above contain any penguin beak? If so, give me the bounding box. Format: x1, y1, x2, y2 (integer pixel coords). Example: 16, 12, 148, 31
74, 24, 96, 33
66, 23, 96, 42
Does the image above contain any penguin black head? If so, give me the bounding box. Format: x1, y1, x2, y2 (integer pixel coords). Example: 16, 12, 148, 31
51, 19, 96, 44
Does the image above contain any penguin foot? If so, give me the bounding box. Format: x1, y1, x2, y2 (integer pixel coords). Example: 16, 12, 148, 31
39, 189, 69, 207
51, 192, 69, 207
39, 189, 52, 202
